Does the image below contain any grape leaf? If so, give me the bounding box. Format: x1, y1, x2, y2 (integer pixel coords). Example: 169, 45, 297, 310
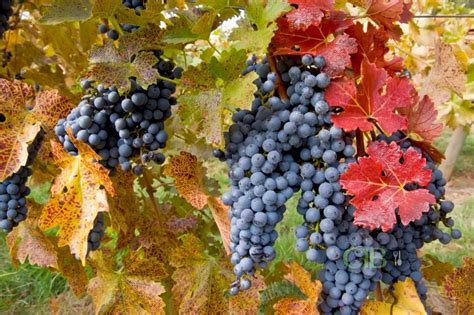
325, 60, 415, 133
164, 151, 210, 209
273, 261, 322, 314
421, 40, 466, 108
346, 22, 403, 76
340, 141, 435, 232
398, 94, 443, 143
443, 257, 474, 312
170, 234, 233, 314
164, 152, 231, 252
207, 196, 231, 255
86, 25, 164, 92
40, 0, 92, 24
360, 278, 426, 314
230, 0, 291, 54
39, 137, 114, 264
7, 202, 58, 268
0, 80, 40, 181
0, 80, 71, 181
272, 11, 357, 77
421, 254, 454, 286
92, 0, 163, 27
229, 273, 266, 314
286, 0, 334, 30
350, 0, 413, 39
178, 61, 258, 147
88, 252, 166, 314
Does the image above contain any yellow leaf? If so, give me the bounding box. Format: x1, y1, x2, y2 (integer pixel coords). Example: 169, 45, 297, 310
361, 278, 427, 315
39, 138, 114, 264
88, 252, 166, 314
273, 262, 322, 315
40, 0, 92, 24
170, 234, 233, 315
421, 254, 455, 286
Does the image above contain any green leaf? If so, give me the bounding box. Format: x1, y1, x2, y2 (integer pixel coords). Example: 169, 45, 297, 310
244, 0, 292, 30
209, 49, 247, 82
40, 0, 92, 24
221, 71, 259, 110
230, 24, 278, 54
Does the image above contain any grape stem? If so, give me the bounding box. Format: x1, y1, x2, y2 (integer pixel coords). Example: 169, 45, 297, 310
268, 55, 289, 101
142, 169, 163, 227
157, 74, 179, 85
375, 282, 383, 301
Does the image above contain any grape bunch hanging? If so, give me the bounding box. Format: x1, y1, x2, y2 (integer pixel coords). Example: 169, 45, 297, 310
0, 131, 43, 233
0, 0, 13, 37
98, 0, 144, 40
218, 53, 462, 314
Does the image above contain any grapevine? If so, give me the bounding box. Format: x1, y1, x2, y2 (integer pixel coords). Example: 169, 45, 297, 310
0, 0, 470, 314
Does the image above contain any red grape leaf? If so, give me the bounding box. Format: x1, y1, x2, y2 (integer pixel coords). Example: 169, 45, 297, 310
398, 94, 443, 143
346, 22, 403, 76
286, 0, 334, 30
340, 141, 435, 232
325, 60, 415, 133
272, 11, 357, 77
363, 0, 412, 39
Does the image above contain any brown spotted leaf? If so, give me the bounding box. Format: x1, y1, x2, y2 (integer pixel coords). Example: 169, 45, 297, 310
361, 278, 426, 314
33, 89, 75, 131
229, 273, 266, 314
86, 25, 164, 92
39, 138, 114, 264
273, 261, 322, 314
56, 246, 89, 296
164, 151, 209, 209
6, 219, 58, 269
0, 80, 41, 181
207, 196, 231, 255
443, 257, 474, 312
421, 41, 466, 107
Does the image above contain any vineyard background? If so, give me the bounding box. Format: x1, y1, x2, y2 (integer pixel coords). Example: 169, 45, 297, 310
0, 0, 473, 313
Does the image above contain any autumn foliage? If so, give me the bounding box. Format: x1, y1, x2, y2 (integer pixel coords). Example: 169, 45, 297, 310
0, 0, 468, 313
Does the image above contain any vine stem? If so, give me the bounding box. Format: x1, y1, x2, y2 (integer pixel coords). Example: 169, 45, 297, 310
268, 55, 288, 101
375, 282, 383, 301
108, 16, 124, 36
142, 169, 162, 227
157, 74, 179, 85
355, 129, 366, 157
207, 39, 221, 55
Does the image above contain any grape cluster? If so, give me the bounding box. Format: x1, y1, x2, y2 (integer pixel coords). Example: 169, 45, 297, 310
221, 54, 346, 296
375, 132, 462, 303
0, 0, 12, 37
87, 212, 105, 252
55, 51, 181, 174
0, 132, 43, 233
98, 0, 143, 40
